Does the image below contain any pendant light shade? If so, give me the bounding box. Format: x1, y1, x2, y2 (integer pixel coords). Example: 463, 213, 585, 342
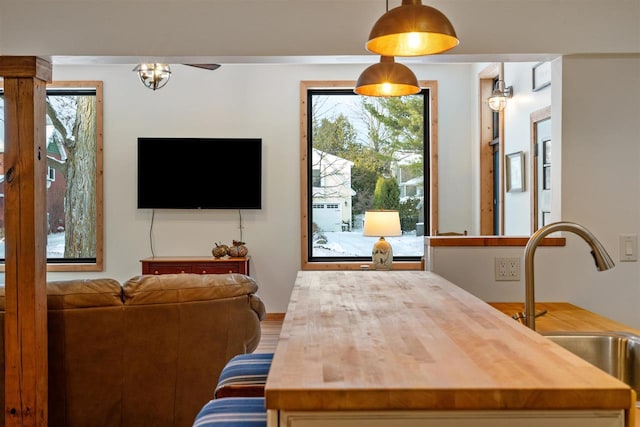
355, 56, 421, 97
366, 0, 459, 57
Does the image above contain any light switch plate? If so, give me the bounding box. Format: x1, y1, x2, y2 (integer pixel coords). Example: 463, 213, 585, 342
619, 234, 638, 262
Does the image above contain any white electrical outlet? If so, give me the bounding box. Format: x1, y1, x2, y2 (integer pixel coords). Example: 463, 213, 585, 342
495, 257, 521, 281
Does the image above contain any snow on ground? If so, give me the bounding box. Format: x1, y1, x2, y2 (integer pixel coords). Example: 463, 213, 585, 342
0, 233, 65, 284
312, 228, 424, 257
0, 232, 65, 259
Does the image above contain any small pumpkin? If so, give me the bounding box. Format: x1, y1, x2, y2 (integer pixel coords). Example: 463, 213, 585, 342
212, 243, 228, 258
227, 240, 248, 257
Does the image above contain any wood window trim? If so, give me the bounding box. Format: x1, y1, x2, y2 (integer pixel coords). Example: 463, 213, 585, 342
426, 236, 565, 247
0, 80, 104, 272
299, 80, 438, 271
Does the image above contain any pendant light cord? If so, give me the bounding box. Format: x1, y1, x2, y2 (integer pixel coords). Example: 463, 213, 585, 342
238, 209, 244, 242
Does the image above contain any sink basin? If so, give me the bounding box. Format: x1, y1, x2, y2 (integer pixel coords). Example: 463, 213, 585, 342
542, 331, 639, 399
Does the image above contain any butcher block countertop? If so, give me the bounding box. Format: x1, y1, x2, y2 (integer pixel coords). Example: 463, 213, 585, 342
489, 302, 640, 334
265, 270, 634, 416
490, 302, 640, 427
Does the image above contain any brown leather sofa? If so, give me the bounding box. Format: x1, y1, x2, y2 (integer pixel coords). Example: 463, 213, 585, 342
0, 273, 266, 427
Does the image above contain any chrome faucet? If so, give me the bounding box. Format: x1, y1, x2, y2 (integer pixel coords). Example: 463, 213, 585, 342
523, 221, 615, 330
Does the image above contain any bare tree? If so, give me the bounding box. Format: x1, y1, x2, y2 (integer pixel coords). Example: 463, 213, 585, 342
46, 95, 97, 258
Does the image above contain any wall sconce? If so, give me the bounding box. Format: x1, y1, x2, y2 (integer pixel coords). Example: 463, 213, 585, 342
366, 0, 459, 57
354, 56, 421, 97
133, 63, 172, 91
363, 210, 402, 270
487, 80, 513, 112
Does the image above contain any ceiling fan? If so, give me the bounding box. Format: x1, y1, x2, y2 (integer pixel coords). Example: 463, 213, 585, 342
133, 62, 221, 90
182, 64, 221, 71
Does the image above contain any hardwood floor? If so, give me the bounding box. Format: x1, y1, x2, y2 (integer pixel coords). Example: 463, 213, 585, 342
254, 313, 284, 353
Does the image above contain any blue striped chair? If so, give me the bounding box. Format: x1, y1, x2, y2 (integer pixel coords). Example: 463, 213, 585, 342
214, 353, 273, 399
193, 397, 266, 427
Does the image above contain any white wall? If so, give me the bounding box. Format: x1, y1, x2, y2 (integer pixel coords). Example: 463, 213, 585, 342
559, 55, 640, 327
465, 62, 552, 236
426, 65, 474, 235
503, 61, 553, 235
429, 55, 640, 329
46, 62, 475, 313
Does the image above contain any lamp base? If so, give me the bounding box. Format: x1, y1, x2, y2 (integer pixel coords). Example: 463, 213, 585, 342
371, 237, 393, 270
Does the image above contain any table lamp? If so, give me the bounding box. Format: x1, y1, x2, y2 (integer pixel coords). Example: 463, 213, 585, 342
363, 210, 402, 270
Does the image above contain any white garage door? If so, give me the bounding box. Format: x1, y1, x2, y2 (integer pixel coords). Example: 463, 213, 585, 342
312, 203, 342, 232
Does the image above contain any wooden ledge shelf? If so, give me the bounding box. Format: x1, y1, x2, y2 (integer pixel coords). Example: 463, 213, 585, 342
426, 236, 566, 247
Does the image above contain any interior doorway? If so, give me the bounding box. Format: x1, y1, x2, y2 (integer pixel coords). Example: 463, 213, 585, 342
478, 64, 504, 235
530, 106, 552, 232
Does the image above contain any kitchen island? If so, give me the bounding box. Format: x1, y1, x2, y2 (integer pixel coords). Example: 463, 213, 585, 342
265, 270, 635, 427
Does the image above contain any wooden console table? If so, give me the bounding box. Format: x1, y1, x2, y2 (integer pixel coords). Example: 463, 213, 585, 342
140, 256, 250, 275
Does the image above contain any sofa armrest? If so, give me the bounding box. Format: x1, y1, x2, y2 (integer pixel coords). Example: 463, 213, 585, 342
250, 294, 266, 321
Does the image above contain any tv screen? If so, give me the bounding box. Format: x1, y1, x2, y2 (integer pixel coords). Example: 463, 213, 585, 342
137, 137, 262, 209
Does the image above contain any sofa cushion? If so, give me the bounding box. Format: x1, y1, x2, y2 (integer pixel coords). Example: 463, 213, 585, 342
122, 273, 259, 305
0, 278, 123, 310
193, 397, 266, 427
214, 352, 273, 398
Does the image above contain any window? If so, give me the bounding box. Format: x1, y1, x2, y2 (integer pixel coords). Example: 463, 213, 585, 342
312, 168, 321, 187
0, 81, 103, 271
300, 81, 438, 270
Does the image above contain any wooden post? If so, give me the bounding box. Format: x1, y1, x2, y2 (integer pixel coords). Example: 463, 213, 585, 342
0, 56, 52, 427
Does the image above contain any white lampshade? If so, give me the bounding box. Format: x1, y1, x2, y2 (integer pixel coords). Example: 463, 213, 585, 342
363, 210, 402, 237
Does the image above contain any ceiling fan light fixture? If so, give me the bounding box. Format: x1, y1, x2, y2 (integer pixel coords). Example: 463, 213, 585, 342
366, 0, 459, 57
133, 63, 172, 90
354, 56, 421, 97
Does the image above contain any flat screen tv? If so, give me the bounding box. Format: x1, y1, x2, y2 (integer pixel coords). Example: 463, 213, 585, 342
137, 137, 262, 209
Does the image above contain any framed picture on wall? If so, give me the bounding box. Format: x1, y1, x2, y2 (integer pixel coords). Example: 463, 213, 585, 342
533, 61, 551, 91
506, 151, 525, 192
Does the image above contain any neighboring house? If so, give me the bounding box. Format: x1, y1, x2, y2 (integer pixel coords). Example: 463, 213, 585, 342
311, 148, 355, 232
400, 176, 424, 200
391, 151, 425, 232
392, 151, 424, 201
46, 135, 67, 234
0, 143, 66, 237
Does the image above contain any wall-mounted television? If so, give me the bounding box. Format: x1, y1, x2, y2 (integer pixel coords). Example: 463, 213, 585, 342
137, 137, 262, 209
